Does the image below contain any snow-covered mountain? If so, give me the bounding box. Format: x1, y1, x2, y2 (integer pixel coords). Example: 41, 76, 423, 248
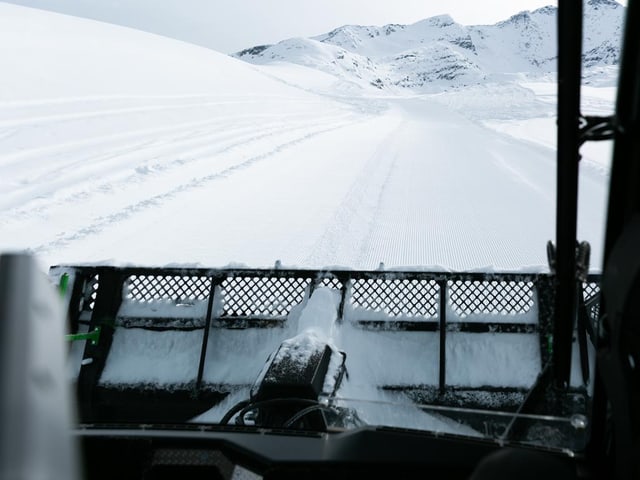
234, 0, 625, 93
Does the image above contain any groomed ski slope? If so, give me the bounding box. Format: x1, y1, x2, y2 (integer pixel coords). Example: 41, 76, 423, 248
0, 3, 609, 273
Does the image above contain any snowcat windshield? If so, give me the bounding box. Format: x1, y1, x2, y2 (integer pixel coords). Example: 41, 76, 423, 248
0, 0, 626, 454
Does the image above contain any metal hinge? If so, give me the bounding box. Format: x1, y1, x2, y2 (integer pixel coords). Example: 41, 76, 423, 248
579, 114, 616, 146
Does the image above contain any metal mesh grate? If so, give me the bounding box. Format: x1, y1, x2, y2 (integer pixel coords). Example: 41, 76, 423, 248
82, 274, 99, 311
583, 281, 601, 323
318, 277, 344, 291
449, 280, 534, 317
583, 282, 600, 302
350, 278, 439, 318
221, 276, 310, 317
124, 275, 211, 302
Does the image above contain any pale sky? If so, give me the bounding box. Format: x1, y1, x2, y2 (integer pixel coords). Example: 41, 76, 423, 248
5, 0, 624, 53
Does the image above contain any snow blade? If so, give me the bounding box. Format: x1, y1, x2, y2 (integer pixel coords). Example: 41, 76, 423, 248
52, 264, 601, 435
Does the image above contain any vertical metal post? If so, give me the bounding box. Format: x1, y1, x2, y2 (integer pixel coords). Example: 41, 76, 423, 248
195, 278, 217, 392
438, 280, 447, 394
553, 0, 583, 388
76, 269, 123, 421
603, 0, 640, 259
337, 280, 348, 323
535, 277, 556, 369
593, 1, 640, 475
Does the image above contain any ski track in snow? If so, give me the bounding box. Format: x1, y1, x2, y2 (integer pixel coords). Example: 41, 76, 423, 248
0, 89, 609, 270
300, 97, 602, 271
10, 116, 364, 254
303, 119, 404, 267
1, 112, 357, 213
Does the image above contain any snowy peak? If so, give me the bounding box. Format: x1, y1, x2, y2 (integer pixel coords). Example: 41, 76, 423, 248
498, 10, 533, 27
583, 38, 620, 67
314, 14, 475, 57
315, 24, 399, 50
531, 5, 556, 16
582, 0, 624, 67
406, 15, 475, 49
586, 0, 623, 9
483, 6, 556, 70
413, 14, 456, 28
234, 37, 380, 86
234, 2, 625, 93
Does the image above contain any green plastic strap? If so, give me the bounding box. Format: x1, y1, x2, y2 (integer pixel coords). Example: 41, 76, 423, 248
66, 327, 101, 345
58, 273, 69, 298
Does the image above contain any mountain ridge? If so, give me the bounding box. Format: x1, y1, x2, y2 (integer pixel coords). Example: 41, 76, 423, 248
234, 2, 625, 93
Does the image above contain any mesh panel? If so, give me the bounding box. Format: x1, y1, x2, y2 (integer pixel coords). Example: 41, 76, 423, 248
221, 276, 310, 317
319, 277, 343, 291
83, 274, 99, 311
583, 282, 600, 302
449, 280, 534, 317
583, 281, 601, 323
351, 278, 439, 318
124, 275, 211, 303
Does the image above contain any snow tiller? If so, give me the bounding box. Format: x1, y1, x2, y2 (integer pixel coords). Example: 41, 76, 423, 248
53, 264, 601, 447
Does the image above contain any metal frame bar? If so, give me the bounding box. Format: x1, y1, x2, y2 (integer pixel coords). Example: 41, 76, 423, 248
75, 269, 124, 421
553, 0, 583, 389
438, 280, 447, 393
195, 280, 218, 392
52, 265, 601, 422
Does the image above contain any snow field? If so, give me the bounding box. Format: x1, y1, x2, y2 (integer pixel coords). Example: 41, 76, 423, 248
0, 3, 612, 273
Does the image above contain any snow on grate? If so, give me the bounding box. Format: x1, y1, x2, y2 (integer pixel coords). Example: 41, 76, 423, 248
449, 280, 535, 318
220, 276, 310, 318
124, 275, 211, 303
350, 278, 439, 318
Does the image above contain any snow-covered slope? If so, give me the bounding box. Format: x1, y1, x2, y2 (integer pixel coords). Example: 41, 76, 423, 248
0, 3, 610, 273
236, 37, 383, 91
0, 3, 316, 102
235, 0, 625, 93
0, 3, 362, 268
